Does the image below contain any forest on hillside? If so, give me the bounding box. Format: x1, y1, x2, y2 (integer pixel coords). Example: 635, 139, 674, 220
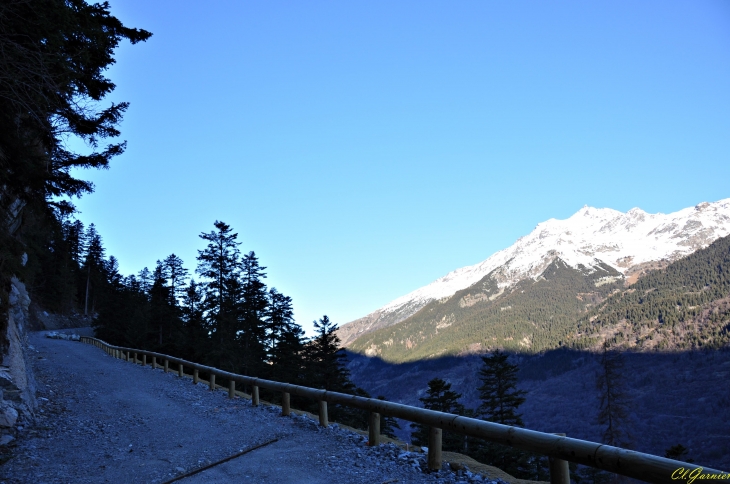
570, 234, 730, 350
349, 236, 730, 363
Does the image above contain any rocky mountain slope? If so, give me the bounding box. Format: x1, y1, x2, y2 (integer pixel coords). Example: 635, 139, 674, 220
338, 199, 730, 348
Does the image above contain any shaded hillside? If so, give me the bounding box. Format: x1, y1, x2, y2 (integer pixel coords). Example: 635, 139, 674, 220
349, 259, 623, 362
347, 347, 730, 471
569, 234, 730, 350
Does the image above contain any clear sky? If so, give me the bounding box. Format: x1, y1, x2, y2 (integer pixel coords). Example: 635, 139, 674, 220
69, 0, 730, 336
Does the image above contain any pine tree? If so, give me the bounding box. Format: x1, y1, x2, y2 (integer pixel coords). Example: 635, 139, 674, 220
473, 350, 530, 478
304, 315, 360, 425
149, 260, 181, 351
196, 221, 243, 371
410, 378, 465, 451
239, 251, 268, 379
477, 350, 526, 425
163, 253, 189, 306
82, 224, 106, 315
180, 280, 209, 362
306, 315, 354, 392
596, 343, 632, 449
266, 288, 306, 385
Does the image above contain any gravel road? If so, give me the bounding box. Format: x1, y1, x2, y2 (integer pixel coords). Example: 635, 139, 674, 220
0, 331, 504, 484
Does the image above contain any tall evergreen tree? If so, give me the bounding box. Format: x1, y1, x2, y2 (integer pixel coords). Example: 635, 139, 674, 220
163, 253, 188, 305
596, 343, 632, 449
180, 279, 209, 362
474, 350, 532, 478
410, 378, 465, 451
81, 223, 106, 315
238, 251, 268, 379
196, 221, 243, 371
0, 0, 150, 339
305, 315, 354, 392
304, 315, 362, 425
477, 350, 526, 425
137, 267, 152, 296
266, 288, 306, 385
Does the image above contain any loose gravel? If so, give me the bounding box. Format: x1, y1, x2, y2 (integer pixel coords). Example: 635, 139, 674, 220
0, 331, 510, 484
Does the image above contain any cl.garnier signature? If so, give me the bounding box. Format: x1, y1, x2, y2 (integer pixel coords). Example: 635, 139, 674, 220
672, 467, 730, 483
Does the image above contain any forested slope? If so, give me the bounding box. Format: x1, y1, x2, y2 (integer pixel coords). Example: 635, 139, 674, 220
349, 235, 730, 363
569, 234, 730, 350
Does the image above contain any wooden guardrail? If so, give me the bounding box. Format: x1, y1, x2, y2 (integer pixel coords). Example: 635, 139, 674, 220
79, 337, 729, 484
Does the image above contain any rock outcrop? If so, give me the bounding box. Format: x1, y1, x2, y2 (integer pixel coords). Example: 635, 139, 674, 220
0, 277, 37, 444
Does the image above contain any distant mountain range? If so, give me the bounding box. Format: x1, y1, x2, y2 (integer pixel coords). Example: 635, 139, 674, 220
338, 199, 730, 361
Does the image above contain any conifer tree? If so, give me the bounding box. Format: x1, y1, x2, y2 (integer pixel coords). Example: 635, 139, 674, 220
163, 253, 189, 306
410, 378, 465, 451
196, 221, 243, 371
149, 261, 180, 351
266, 288, 306, 384
596, 343, 632, 449
82, 224, 106, 315
180, 280, 209, 362
306, 315, 354, 392
477, 350, 526, 425
304, 315, 362, 425
239, 251, 268, 379
474, 350, 530, 477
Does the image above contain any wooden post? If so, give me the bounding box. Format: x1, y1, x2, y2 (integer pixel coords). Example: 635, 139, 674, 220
281, 392, 290, 416
193, 369, 199, 384
142, 354, 147, 366
178, 363, 183, 377
209, 373, 215, 390
427, 427, 442, 471
252, 386, 260, 406
550, 433, 570, 484
228, 380, 235, 399
164, 359, 169, 373
133, 352, 137, 364
318, 400, 328, 427
151, 356, 157, 369
124, 351, 129, 362
369, 412, 381, 446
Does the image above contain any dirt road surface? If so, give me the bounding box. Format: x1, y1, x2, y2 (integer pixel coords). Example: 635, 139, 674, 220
0, 331, 493, 484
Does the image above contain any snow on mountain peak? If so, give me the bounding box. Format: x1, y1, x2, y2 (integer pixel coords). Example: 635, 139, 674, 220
377, 198, 730, 316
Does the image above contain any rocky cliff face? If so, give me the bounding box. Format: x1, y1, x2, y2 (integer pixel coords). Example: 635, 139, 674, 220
0, 277, 38, 446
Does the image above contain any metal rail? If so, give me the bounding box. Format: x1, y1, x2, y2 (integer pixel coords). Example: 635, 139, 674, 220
79, 336, 729, 484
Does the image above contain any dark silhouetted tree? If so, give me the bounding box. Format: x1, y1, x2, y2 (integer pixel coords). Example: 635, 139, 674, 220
596, 343, 632, 449
410, 378, 465, 451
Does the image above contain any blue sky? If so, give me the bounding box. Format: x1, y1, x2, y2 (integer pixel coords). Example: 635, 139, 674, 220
70, 0, 730, 335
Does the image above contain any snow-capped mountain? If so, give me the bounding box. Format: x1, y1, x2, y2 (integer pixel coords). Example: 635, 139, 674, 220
338, 198, 730, 346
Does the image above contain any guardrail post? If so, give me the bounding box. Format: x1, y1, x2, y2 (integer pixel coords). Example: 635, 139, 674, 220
178, 363, 183, 377
132, 352, 137, 364
151, 356, 157, 369
193, 369, 199, 384
142, 354, 147, 366
228, 381, 235, 399
318, 400, 328, 427
369, 412, 381, 446
209, 373, 215, 390
252, 386, 260, 406
550, 433, 570, 484
427, 427, 442, 471
125, 351, 129, 362
281, 392, 290, 416
164, 359, 169, 373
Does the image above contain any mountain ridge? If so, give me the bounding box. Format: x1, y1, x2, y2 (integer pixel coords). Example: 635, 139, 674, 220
338, 198, 730, 347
